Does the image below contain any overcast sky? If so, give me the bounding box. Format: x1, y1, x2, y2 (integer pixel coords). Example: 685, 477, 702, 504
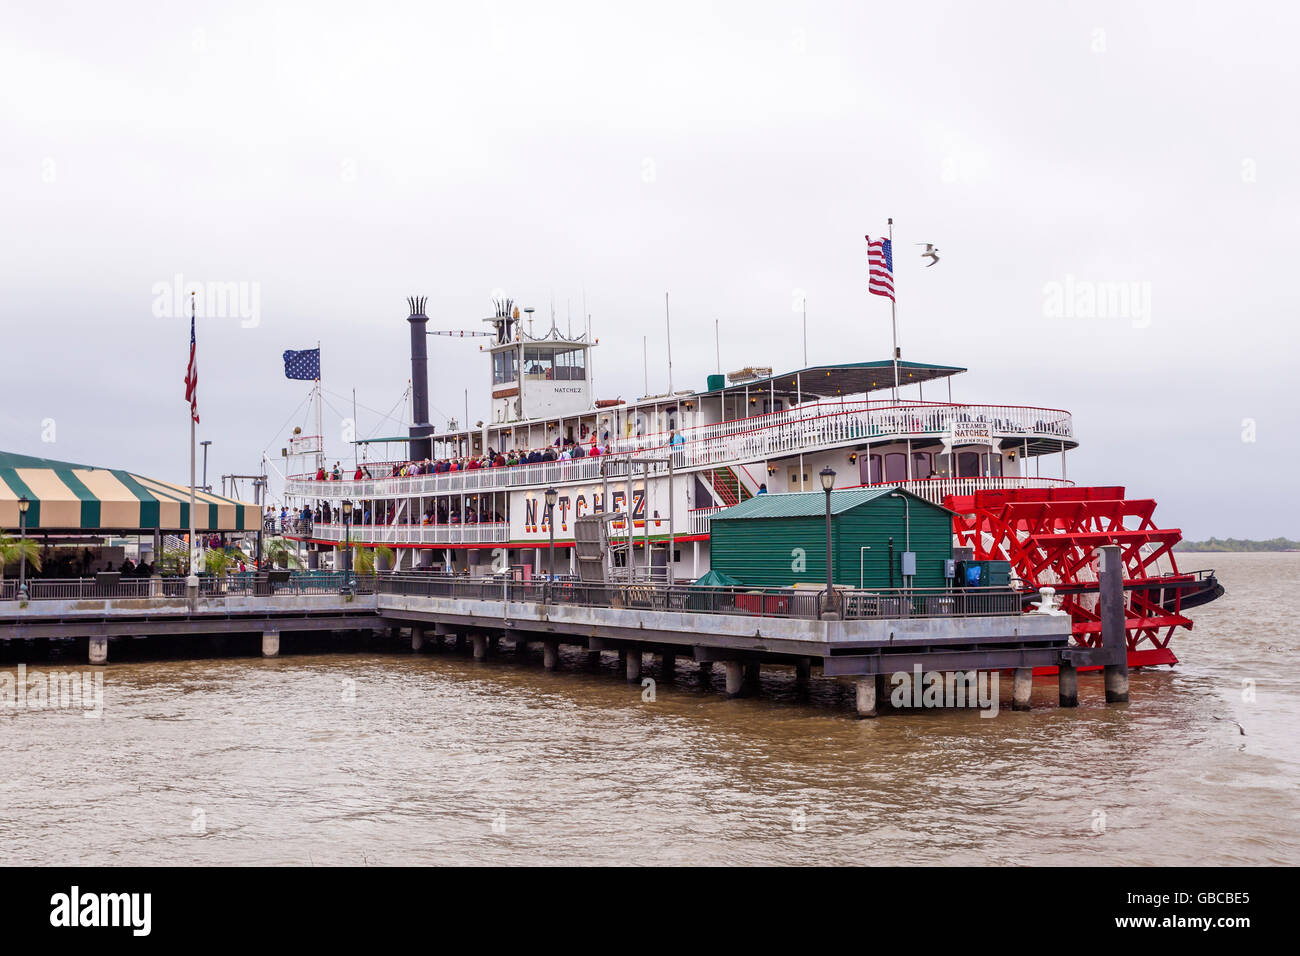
2, 0, 1296, 538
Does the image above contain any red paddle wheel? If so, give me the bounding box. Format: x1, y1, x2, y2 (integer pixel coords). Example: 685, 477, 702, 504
943, 486, 1197, 668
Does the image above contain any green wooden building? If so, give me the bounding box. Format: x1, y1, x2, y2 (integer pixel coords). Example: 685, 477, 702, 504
708, 487, 954, 589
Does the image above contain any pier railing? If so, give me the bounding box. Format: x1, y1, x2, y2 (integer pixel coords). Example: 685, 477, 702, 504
1, 572, 380, 602
378, 574, 1024, 621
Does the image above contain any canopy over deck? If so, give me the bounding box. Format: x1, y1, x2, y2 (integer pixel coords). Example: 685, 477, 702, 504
0, 450, 260, 534
696, 360, 967, 403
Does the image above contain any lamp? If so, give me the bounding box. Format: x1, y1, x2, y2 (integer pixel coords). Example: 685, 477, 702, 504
819, 468, 836, 618
341, 499, 354, 592
544, 488, 558, 599
17, 495, 30, 601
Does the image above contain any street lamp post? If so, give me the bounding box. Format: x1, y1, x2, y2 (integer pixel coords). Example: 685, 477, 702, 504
545, 487, 558, 603
819, 467, 837, 619
253, 476, 265, 571
341, 499, 353, 594
17, 495, 30, 602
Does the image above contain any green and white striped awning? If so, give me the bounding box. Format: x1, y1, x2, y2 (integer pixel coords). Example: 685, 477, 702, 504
0, 450, 260, 534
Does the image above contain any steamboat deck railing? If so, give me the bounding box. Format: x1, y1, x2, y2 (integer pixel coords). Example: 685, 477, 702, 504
862, 475, 1074, 506
290, 476, 1077, 547
284, 401, 1074, 502
308, 521, 511, 547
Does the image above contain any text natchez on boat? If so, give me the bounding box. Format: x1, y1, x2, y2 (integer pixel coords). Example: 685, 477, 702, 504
281, 296, 1223, 668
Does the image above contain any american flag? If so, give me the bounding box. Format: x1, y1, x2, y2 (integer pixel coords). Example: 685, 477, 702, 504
184, 310, 199, 423
866, 235, 894, 301
282, 348, 321, 381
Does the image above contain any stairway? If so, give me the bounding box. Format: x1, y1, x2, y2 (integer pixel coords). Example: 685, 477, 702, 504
705, 467, 753, 508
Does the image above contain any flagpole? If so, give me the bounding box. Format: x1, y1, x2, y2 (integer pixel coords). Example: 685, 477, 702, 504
889, 217, 899, 402
188, 291, 199, 590
314, 340, 322, 473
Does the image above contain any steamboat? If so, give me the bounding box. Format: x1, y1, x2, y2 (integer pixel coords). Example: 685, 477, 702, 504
281, 295, 1223, 668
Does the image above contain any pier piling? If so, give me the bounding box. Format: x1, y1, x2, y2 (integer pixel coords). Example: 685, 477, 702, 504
88, 636, 108, 665
854, 676, 878, 718
724, 661, 744, 698
625, 648, 642, 682
411, 627, 424, 652
1099, 545, 1131, 703
472, 633, 488, 660
1012, 667, 1032, 711
543, 640, 559, 670
1058, 660, 1079, 707
262, 630, 280, 658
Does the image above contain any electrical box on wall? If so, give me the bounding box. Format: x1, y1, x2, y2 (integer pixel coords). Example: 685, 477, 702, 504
901, 552, 917, 577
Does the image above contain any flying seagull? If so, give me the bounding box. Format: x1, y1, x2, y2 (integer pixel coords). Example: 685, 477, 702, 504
916, 242, 940, 267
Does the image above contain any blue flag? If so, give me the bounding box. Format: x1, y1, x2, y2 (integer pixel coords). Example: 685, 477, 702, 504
283, 348, 320, 381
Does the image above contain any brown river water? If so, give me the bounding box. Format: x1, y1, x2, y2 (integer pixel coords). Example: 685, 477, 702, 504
1, 552, 1297, 866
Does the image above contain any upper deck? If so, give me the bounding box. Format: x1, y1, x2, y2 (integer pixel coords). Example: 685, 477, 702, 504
284, 397, 1075, 502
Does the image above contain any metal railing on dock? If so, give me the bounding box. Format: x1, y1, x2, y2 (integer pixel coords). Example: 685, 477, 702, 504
0, 572, 380, 602
378, 574, 1024, 621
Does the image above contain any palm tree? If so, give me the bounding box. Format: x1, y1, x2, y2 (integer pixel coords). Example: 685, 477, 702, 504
263, 537, 301, 569
159, 544, 189, 575
204, 548, 235, 579
352, 545, 394, 577
0, 532, 42, 588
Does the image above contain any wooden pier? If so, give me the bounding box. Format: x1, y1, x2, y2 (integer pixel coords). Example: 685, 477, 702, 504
0, 547, 1133, 717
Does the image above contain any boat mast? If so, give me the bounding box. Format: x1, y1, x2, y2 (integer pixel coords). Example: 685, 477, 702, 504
665, 292, 674, 395
802, 295, 807, 367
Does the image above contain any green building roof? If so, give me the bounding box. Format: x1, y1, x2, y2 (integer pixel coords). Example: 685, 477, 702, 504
710, 486, 953, 521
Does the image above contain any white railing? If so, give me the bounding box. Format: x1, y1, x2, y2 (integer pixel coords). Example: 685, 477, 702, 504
310, 522, 510, 546
286, 402, 1074, 502
614, 399, 1072, 456
865, 476, 1075, 506
639, 402, 1073, 473
690, 506, 722, 535
285, 455, 666, 503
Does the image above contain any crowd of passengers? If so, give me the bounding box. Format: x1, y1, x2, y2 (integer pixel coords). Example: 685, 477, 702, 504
294, 499, 505, 528
309, 428, 690, 482
308, 435, 635, 482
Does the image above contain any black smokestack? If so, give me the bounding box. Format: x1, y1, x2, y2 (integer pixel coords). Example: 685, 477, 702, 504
407, 296, 432, 461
